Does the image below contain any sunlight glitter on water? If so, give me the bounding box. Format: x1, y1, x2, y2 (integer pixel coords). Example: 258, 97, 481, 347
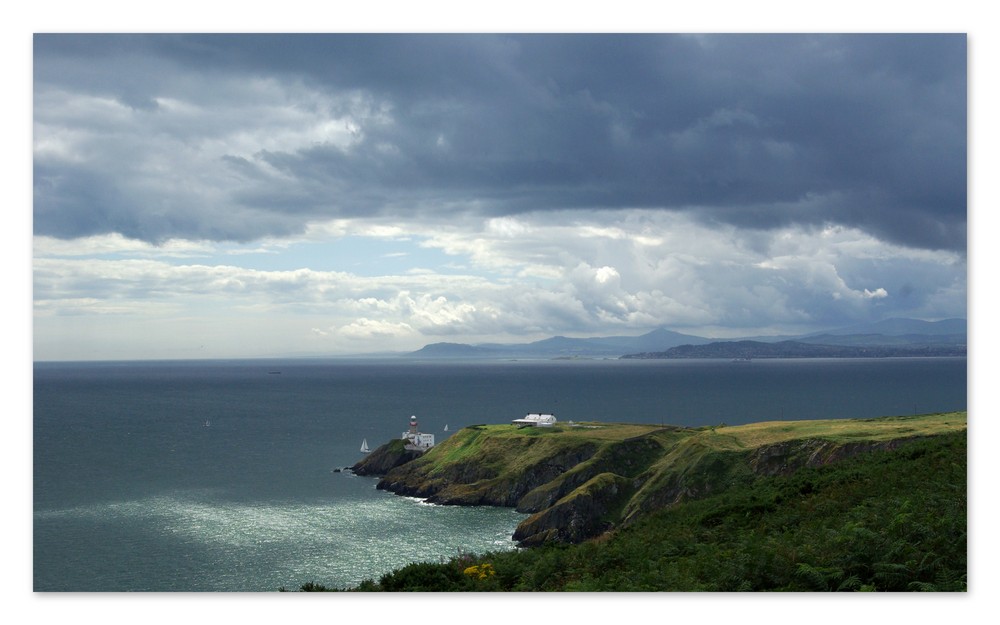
34, 486, 525, 591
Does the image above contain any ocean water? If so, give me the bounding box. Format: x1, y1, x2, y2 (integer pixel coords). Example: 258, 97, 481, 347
33, 357, 967, 592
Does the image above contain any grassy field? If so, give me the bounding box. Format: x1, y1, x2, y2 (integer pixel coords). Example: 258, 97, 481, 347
709, 411, 967, 449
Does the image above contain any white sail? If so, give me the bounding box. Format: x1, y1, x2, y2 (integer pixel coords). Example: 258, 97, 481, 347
444, 424, 449, 431
360, 438, 370, 453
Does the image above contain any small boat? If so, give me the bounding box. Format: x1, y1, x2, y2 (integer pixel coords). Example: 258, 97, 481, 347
204, 420, 211, 427
444, 424, 449, 432
360, 438, 370, 453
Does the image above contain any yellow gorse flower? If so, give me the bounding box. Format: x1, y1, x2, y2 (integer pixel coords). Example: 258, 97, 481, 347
463, 563, 496, 580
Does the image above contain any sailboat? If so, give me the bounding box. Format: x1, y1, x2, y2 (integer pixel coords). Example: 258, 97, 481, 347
360, 438, 370, 453
444, 424, 449, 432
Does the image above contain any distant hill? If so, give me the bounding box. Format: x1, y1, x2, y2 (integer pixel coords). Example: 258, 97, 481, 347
404, 327, 710, 359
407, 342, 503, 358
405, 318, 966, 360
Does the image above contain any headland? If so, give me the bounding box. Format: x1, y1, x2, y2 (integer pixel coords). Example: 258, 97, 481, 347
352, 411, 967, 547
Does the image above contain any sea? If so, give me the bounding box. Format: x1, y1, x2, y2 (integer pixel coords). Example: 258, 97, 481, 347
32, 356, 967, 592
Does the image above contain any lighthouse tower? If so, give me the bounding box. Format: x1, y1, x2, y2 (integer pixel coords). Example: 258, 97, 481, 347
402, 414, 435, 451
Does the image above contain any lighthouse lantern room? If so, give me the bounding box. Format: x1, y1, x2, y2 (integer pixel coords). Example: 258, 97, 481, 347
401, 415, 436, 451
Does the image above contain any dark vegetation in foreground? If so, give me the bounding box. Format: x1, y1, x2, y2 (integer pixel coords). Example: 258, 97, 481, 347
291, 431, 966, 591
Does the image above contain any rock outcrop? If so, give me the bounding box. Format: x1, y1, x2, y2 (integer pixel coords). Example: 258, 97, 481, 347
376, 434, 602, 507
514, 473, 634, 546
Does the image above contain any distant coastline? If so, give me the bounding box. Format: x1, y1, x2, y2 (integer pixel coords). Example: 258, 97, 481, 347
405, 317, 967, 360
621, 339, 967, 360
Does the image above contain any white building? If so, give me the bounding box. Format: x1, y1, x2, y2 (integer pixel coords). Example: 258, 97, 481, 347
512, 413, 557, 428
401, 415, 435, 451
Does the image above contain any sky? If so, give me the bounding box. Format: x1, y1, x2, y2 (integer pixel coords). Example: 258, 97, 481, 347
31, 31, 970, 360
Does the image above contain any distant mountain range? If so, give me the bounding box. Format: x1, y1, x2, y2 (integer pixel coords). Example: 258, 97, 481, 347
405, 318, 967, 359
406, 327, 711, 359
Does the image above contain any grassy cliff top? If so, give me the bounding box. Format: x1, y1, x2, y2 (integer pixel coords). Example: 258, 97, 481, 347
692, 411, 966, 450
389, 412, 968, 484
426, 411, 966, 461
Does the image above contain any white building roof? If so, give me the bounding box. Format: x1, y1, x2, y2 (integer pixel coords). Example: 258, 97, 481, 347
512, 413, 557, 426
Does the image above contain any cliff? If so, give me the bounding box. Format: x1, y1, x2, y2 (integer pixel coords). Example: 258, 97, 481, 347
352, 412, 966, 547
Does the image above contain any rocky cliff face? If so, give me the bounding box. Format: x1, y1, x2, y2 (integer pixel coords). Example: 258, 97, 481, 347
514, 434, 666, 513
513, 473, 634, 546
376, 437, 602, 507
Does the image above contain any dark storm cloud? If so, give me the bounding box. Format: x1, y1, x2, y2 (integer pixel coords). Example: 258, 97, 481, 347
33, 34, 966, 250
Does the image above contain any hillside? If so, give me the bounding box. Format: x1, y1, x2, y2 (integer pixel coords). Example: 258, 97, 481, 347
353, 412, 966, 547
405, 327, 709, 359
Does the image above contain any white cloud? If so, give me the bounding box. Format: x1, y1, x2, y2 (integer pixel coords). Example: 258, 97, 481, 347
32, 209, 966, 359
486, 216, 531, 238
594, 265, 620, 285
336, 318, 415, 340
33, 234, 218, 258
33, 74, 401, 243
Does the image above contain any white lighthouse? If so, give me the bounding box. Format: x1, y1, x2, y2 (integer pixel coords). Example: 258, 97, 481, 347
401, 415, 435, 451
